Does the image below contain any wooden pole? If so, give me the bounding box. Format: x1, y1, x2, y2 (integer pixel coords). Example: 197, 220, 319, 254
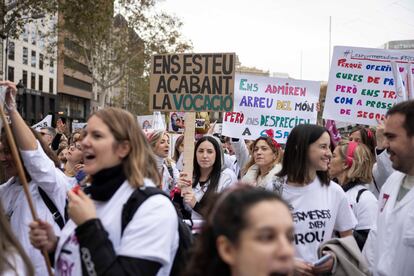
0, 99, 54, 276
182, 112, 196, 177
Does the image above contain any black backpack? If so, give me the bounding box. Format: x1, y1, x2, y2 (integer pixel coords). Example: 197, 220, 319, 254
121, 186, 193, 276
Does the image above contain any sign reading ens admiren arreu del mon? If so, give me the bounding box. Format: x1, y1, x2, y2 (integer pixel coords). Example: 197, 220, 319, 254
323, 46, 414, 126
150, 53, 235, 112
222, 74, 320, 143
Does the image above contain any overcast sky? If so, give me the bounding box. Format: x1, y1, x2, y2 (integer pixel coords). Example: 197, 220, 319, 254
159, 0, 414, 82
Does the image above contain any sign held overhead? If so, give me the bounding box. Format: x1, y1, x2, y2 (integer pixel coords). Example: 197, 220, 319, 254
150, 53, 235, 112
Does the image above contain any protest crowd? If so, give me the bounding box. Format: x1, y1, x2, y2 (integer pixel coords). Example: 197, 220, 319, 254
0, 45, 414, 276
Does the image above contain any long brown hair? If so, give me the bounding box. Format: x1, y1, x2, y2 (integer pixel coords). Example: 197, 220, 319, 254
92, 108, 161, 188
0, 201, 34, 275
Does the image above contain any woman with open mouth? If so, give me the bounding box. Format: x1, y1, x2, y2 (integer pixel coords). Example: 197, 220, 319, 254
29, 108, 179, 276
147, 130, 179, 194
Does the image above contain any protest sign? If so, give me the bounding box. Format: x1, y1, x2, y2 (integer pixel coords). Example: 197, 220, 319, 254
222, 74, 320, 143
137, 115, 153, 131
323, 46, 414, 125
72, 122, 87, 132
137, 114, 166, 132
150, 53, 235, 112
169, 112, 185, 133
32, 115, 52, 130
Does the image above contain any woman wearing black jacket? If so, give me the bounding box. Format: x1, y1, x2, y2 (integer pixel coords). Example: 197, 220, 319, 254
29, 108, 179, 276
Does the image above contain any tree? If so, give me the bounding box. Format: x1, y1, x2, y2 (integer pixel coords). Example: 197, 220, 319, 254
58, 0, 192, 110
0, 0, 57, 39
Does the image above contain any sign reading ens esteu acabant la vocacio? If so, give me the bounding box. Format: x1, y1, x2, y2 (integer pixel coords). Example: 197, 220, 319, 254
150, 53, 235, 112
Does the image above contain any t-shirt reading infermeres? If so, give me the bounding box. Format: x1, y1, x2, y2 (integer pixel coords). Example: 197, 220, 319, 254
282, 177, 357, 262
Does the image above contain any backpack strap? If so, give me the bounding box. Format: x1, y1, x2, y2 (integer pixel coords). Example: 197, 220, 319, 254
121, 187, 167, 235
356, 188, 368, 203
165, 160, 174, 179
38, 187, 65, 229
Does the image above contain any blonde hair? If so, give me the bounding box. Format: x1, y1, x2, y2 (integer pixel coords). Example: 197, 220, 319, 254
147, 130, 170, 151
336, 140, 373, 184
92, 108, 161, 188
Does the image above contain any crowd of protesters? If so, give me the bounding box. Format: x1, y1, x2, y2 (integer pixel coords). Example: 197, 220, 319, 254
0, 80, 413, 276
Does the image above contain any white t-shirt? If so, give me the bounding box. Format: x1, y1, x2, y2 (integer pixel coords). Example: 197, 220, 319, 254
55, 180, 179, 276
0, 141, 68, 276
346, 185, 378, 230
276, 177, 357, 262
192, 168, 237, 220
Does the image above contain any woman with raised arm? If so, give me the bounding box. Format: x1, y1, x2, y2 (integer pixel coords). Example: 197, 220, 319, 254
0, 81, 68, 276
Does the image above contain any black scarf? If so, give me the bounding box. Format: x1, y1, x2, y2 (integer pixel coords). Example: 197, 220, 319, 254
86, 164, 126, 201
342, 180, 363, 192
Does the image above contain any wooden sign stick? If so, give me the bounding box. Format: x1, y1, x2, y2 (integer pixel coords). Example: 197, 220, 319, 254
0, 100, 54, 276
182, 112, 196, 182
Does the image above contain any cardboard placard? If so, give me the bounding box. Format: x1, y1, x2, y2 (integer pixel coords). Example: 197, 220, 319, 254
150, 53, 236, 112
222, 74, 320, 143
323, 46, 414, 126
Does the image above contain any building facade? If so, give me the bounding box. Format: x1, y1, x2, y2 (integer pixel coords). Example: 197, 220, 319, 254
2, 17, 58, 125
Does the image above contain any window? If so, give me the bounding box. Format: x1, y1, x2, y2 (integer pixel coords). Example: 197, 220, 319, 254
39, 54, 44, 70
49, 78, 54, 93
22, 25, 29, 42
31, 25, 37, 45
31, 51, 36, 67
23, 47, 28, 65
64, 55, 91, 76
49, 59, 54, 74
8, 41, 15, 60
38, 35, 45, 49
39, 75, 43, 91
63, 75, 93, 92
7, 66, 14, 82
31, 73, 36, 89
22, 70, 28, 87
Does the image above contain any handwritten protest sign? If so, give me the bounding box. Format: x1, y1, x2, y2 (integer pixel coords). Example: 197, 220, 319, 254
323, 46, 414, 125
150, 53, 235, 112
32, 115, 52, 130
222, 74, 320, 143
